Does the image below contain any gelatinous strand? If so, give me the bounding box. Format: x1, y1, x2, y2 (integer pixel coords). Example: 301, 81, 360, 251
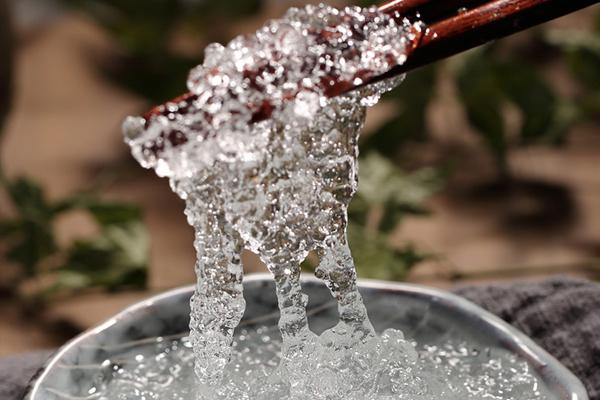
316, 234, 375, 342
187, 212, 245, 389
263, 258, 317, 359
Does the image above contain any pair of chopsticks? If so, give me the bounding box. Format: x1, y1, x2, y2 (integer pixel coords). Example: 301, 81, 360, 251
141, 0, 599, 123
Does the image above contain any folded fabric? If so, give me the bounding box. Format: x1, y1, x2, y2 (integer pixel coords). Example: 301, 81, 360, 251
0, 350, 54, 400
453, 275, 600, 400
1, 275, 598, 400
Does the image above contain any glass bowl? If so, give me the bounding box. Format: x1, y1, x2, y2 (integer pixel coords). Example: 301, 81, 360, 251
23, 274, 587, 400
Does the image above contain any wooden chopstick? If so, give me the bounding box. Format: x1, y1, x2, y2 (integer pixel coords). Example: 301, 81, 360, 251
370, 0, 600, 86
141, 0, 599, 123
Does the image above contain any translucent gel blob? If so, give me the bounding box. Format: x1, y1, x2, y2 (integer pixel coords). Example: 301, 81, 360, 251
122, 4, 546, 400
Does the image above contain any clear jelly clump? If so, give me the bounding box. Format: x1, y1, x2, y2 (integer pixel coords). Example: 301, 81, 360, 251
122, 3, 546, 400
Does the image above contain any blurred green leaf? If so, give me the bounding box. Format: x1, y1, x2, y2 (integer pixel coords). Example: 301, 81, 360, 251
378, 201, 431, 233
347, 194, 369, 227
544, 29, 600, 90
348, 224, 432, 281
5, 219, 56, 276
356, 152, 443, 210
354, 0, 376, 8
50, 195, 84, 215
344, 153, 442, 280
56, 270, 94, 290
86, 202, 142, 226
102, 221, 149, 268
58, 0, 193, 102
544, 99, 583, 144
57, 0, 263, 103
203, 0, 262, 18
61, 241, 113, 273
455, 47, 507, 168
60, 0, 179, 46
53, 194, 142, 225
542, 28, 600, 120
7, 177, 49, 215
360, 65, 437, 157
2, 178, 56, 275
0, 220, 18, 237
565, 46, 600, 91
495, 61, 557, 144
0, 175, 149, 293
58, 220, 149, 291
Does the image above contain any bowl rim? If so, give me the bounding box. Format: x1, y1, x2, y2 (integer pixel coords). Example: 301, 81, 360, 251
23, 273, 588, 400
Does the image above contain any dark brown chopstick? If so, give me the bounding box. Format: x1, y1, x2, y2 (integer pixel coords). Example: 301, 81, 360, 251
371, 0, 600, 87
141, 0, 599, 123
379, 0, 490, 24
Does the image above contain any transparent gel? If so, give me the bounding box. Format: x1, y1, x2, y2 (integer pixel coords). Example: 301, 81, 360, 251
120, 4, 547, 400
88, 326, 546, 400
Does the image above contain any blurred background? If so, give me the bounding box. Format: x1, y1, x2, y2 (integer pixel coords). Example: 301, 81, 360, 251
0, 0, 599, 356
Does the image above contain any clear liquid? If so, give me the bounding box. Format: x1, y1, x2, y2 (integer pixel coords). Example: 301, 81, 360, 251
122, 3, 547, 400
89, 327, 546, 400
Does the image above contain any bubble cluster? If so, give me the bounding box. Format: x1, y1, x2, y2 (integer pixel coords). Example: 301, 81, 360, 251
88, 329, 547, 400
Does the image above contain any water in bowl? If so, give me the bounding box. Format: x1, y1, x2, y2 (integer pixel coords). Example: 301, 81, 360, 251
88, 325, 546, 400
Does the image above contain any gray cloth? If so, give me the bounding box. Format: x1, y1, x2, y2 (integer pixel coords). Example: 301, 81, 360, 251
453, 275, 600, 400
0, 350, 54, 400
1, 276, 598, 400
